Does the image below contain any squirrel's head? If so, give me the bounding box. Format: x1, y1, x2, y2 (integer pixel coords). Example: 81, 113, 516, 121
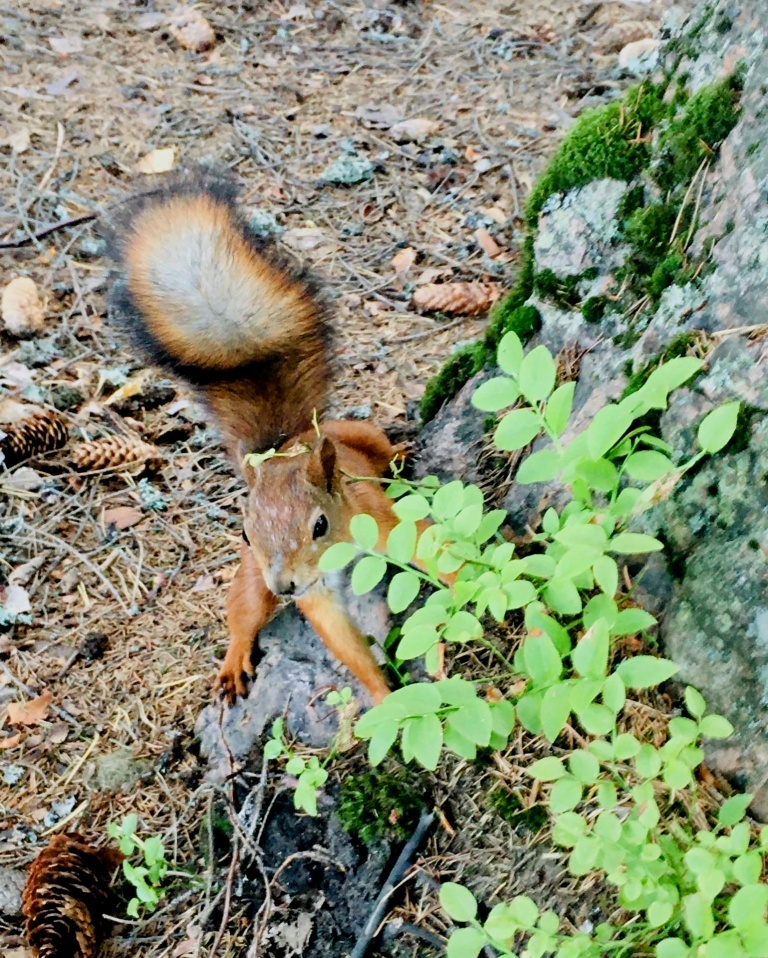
241, 436, 354, 598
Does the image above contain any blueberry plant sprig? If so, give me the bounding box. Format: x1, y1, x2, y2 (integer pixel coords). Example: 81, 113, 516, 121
316, 328, 763, 956
319, 333, 740, 768
107, 815, 169, 918
263, 687, 356, 816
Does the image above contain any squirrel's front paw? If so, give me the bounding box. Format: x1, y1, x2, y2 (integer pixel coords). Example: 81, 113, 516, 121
213, 650, 253, 704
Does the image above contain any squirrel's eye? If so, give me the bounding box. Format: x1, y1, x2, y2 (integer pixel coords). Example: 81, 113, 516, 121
312, 514, 329, 540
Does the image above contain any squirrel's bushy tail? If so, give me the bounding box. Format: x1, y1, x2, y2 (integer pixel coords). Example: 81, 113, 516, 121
105, 173, 332, 459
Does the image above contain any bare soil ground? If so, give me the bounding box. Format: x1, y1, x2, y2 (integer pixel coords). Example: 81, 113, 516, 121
0, 1, 686, 956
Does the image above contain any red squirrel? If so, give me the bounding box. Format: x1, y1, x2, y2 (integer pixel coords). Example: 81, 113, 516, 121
105, 174, 413, 704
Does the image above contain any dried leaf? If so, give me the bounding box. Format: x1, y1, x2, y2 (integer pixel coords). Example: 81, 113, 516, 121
48, 723, 69, 745
102, 506, 143, 530
479, 205, 507, 224
618, 37, 658, 68
7, 690, 52, 727
168, 6, 216, 52
173, 927, 202, 958
136, 147, 177, 175
475, 229, 502, 258
3, 585, 31, 616
0, 733, 23, 750
0, 398, 35, 424
388, 117, 439, 143
103, 370, 152, 406
2, 467, 44, 492
9, 127, 31, 153
282, 227, 339, 256
415, 268, 444, 285
599, 19, 657, 54
0, 362, 36, 389
2, 277, 45, 337
285, 4, 311, 19
391, 247, 417, 274
136, 11, 165, 30
359, 202, 384, 223
48, 35, 84, 56
44, 70, 79, 96
353, 103, 400, 127
59, 569, 81, 593
191, 574, 216, 592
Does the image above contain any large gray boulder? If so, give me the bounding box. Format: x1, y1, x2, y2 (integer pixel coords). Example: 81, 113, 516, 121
417, 0, 768, 814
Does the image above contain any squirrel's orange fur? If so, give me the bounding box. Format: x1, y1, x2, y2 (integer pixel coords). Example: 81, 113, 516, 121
106, 174, 406, 703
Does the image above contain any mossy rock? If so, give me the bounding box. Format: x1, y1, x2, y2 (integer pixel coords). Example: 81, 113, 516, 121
419, 63, 745, 421
653, 70, 744, 192
525, 82, 667, 229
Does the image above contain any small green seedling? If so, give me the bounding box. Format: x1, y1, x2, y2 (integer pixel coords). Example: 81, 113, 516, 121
264, 689, 358, 815
107, 815, 168, 918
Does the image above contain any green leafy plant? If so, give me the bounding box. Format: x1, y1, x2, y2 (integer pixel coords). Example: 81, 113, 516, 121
321, 334, 740, 767
263, 687, 356, 816
317, 327, 761, 955
107, 815, 169, 918
264, 716, 329, 817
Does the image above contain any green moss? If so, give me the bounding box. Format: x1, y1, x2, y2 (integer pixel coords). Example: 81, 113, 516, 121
616, 183, 646, 222
535, 268, 598, 310
613, 328, 642, 349
199, 804, 234, 864
582, 296, 608, 324
526, 81, 667, 228
724, 405, 758, 455
715, 13, 734, 35
654, 71, 744, 192
489, 788, 548, 832
648, 252, 686, 300
420, 341, 486, 423
620, 200, 698, 301
337, 768, 423, 844
624, 202, 681, 270
654, 531, 689, 582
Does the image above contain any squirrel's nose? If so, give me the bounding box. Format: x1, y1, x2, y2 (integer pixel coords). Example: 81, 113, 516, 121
272, 577, 296, 596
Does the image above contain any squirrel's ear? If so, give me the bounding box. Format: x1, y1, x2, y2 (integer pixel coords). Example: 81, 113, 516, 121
306, 436, 337, 494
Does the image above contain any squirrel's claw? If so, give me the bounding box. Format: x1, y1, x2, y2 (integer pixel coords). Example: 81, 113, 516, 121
214, 655, 253, 704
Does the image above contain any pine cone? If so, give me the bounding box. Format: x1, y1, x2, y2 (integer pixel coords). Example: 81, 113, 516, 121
70, 435, 161, 471
599, 20, 657, 54
0, 411, 68, 467
412, 282, 501, 316
22, 833, 123, 958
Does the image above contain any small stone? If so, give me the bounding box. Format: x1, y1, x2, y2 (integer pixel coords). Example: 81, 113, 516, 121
3, 764, 25, 785
248, 209, 281, 237
319, 154, 374, 186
